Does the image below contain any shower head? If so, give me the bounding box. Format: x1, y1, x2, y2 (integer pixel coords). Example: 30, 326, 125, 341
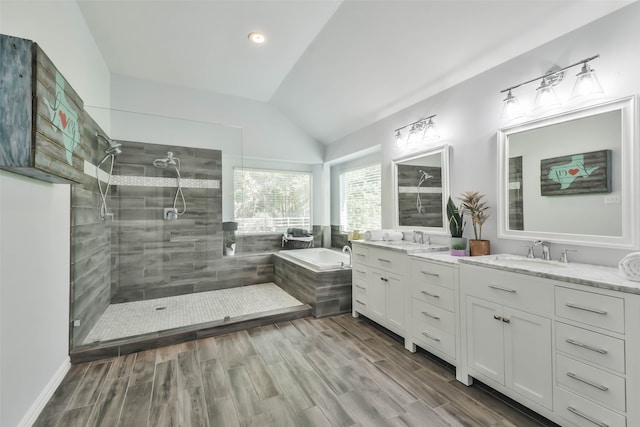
153, 151, 178, 168
96, 133, 123, 156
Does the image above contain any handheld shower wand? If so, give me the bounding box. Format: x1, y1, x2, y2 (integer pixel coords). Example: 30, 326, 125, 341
152, 151, 187, 220
95, 133, 122, 220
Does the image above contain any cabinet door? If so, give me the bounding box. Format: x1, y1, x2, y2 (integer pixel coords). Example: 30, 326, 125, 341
369, 269, 387, 321
386, 271, 405, 331
504, 307, 552, 410
466, 297, 504, 385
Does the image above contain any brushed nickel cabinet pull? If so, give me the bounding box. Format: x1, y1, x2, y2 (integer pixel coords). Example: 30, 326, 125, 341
356, 269, 366, 274
355, 284, 366, 290
355, 299, 366, 306
377, 258, 391, 263
502, 317, 510, 324
421, 290, 440, 298
421, 332, 441, 342
565, 338, 608, 354
493, 314, 503, 321
421, 270, 440, 277
488, 285, 516, 293
566, 372, 609, 391
567, 406, 609, 427
565, 302, 607, 315
421, 311, 440, 320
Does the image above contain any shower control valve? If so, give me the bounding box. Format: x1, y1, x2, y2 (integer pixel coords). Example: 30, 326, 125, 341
164, 207, 178, 221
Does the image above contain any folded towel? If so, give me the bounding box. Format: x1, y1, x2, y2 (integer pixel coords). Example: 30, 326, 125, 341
382, 231, 404, 241
619, 252, 640, 282
364, 230, 384, 241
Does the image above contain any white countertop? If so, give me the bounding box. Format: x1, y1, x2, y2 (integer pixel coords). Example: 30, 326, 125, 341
351, 239, 448, 254
459, 253, 640, 295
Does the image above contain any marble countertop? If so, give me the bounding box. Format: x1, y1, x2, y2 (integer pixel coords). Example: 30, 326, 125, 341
459, 254, 640, 295
409, 251, 462, 266
351, 239, 448, 254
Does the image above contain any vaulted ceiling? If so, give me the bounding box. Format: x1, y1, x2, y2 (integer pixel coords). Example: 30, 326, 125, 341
78, 0, 632, 144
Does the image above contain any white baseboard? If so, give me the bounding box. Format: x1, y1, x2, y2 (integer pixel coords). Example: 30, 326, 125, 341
17, 356, 71, 427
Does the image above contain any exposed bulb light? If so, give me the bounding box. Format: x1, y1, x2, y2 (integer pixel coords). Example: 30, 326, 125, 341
248, 32, 266, 44
499, 54, 603, 119
533, 77, 561, 110
394, 114, 438, 148
501, 89, 524, 120
422, 116, 440, 141
570, 62, 604, 99
395, 129, 405, 147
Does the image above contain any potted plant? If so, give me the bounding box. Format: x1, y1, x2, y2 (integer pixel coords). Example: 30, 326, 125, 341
459, 191, 490, 256
446, 196, 467, 256
225, 236, 236, 256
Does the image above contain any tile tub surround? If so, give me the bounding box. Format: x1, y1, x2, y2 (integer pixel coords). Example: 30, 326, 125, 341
273, 252, 353, 317
331, 224, 350, 249
459, 253, 640, 295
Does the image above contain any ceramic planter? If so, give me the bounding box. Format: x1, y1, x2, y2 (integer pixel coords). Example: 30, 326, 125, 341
469, 239, 490, 256
450, 237, 467, 256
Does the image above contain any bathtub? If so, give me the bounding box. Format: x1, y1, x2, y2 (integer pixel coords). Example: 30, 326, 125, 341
276, 248, 351, 272
274, 248, 352, 317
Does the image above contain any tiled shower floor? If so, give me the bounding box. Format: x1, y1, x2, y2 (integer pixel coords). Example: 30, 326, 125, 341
82, 283, 304, 344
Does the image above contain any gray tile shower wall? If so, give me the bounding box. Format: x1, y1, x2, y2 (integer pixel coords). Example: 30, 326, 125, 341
70, 118, 115, 348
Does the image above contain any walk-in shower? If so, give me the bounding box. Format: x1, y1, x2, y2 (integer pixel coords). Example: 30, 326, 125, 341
95, 133, 123, 220
153, 151, 186, 220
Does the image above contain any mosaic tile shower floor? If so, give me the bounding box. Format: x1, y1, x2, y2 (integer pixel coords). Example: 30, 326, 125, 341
83, 283, 304, 344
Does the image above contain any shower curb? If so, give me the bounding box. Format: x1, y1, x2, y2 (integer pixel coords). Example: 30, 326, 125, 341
69, 304, 312, 364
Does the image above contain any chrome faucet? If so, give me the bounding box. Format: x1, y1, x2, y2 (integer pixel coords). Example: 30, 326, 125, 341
342, 245, 352, 267
413, 230, 430, 245
533, 240, 551, 260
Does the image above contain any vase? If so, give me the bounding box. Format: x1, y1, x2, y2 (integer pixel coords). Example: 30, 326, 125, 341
469, 239, 490, 256
225, 243, 236, 256
450, 237, 467, 256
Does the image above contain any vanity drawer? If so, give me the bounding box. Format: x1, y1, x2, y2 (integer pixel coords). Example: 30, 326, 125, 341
412, 281, 455, 312
353, 295, 368, 313
555, 322, 625, 373
411, 260, 454, 289
460, 265, 554, 315
352, 264, 369, 282
555, 386, 626, 427
352, 245, 369, 264
412, 298, 455, 335
556, 353, 626, 412
353, 278, 367, 297
555, 287, 625, 334
412, 318, 456, 359
369, 248, 407, 274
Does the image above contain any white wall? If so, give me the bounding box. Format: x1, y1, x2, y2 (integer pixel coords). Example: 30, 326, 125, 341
326, 2, 640, 267
110, 74, 325, 164
0, 1, 111, 425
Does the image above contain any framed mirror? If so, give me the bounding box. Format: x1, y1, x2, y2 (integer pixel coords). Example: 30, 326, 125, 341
497, 96, 638, 249
392, 145, 450, 234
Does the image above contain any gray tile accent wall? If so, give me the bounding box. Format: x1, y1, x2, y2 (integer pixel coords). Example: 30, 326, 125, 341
331, 225, 349, 249
273, 256, 352, 318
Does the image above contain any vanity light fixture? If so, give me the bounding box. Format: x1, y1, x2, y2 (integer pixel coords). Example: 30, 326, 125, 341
248, 32, 266, 44
500, 54, 602, 119
394, 114, 439, 147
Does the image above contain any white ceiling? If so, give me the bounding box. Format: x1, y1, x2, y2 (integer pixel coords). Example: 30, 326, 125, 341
78, 0, 633, 145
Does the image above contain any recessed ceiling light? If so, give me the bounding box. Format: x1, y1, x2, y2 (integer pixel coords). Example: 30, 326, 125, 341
248, 32, 266, 44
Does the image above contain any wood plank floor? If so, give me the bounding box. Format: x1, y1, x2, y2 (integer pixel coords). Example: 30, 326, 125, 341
35, 314, 559, 426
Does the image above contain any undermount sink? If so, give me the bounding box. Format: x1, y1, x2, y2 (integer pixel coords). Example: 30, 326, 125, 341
490, 254, 568, 268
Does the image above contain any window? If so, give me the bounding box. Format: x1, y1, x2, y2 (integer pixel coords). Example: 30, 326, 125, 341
340, 163, 381, 232
234, 168, 312, 233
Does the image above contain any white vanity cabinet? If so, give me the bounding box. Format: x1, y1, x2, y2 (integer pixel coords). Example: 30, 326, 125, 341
459, 260, 640, 427
351, 242, 408, 338
460, 265, 554, 411
408, 257, 459, 367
